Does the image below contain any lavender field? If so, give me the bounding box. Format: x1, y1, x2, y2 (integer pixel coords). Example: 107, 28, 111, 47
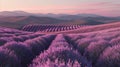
0, 22, 120, 67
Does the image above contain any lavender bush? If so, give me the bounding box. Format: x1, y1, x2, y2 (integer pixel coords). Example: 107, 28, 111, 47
110, 37, 120, 46
24, 38, 46, 55
30, 47, 91, 67
84, 40, 110, 65
0, 38, 13, 46
30, 59, 81, 67
0, 48, 21, 67
96, 45, 120, 67
2, 42, 34, 67
76, 38, 93, 55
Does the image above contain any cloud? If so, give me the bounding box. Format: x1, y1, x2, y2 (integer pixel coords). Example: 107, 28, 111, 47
88, 2, 120, 8
90, 2, 111, 5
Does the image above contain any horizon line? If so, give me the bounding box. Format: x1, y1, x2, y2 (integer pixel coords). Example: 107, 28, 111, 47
0, 10, 119, 17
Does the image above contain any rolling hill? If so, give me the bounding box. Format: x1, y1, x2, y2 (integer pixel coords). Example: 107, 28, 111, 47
0, 16, 103, 29
0, 16, 70, 29
0, 11, 120, 29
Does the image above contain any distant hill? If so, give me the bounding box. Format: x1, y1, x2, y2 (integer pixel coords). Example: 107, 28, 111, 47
0, 11, 120, 29
0, 11, 103, 18
0, 16, 69, 29
58, 15, 120, 23
0, 16, 104, 29
0, 11, 32, 16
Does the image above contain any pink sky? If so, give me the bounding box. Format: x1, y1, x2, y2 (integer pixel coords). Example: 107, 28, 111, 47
0, 0, 120, 16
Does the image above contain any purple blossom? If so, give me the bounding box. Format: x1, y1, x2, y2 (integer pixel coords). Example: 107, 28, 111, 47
0, 47, 21, 67
84, 40, 110, 65
96, 45, 120, 67
2, 42, 34, 67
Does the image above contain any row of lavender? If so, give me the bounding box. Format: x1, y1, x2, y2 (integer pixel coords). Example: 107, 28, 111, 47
30, 31, 120, 67
45, 22, 120, 34
30, 34, 91, 67
0, 28, 56, 67
22, 24, 88, 32
0, 26, 120, 67
65, 30, 120, 67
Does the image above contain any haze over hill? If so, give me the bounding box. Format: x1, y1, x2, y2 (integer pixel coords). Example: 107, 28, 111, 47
0, 11, 102, 17
0, 11, 120, 29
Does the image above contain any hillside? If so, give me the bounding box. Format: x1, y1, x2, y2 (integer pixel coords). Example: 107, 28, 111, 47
0, 11, 120, 29
21, 22, 120, 34
0, 16, 104, 29
55, 21, 120, 34
0, 16, 69, 29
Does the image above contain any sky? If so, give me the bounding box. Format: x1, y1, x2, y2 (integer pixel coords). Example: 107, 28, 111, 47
0, 0, 120, 16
